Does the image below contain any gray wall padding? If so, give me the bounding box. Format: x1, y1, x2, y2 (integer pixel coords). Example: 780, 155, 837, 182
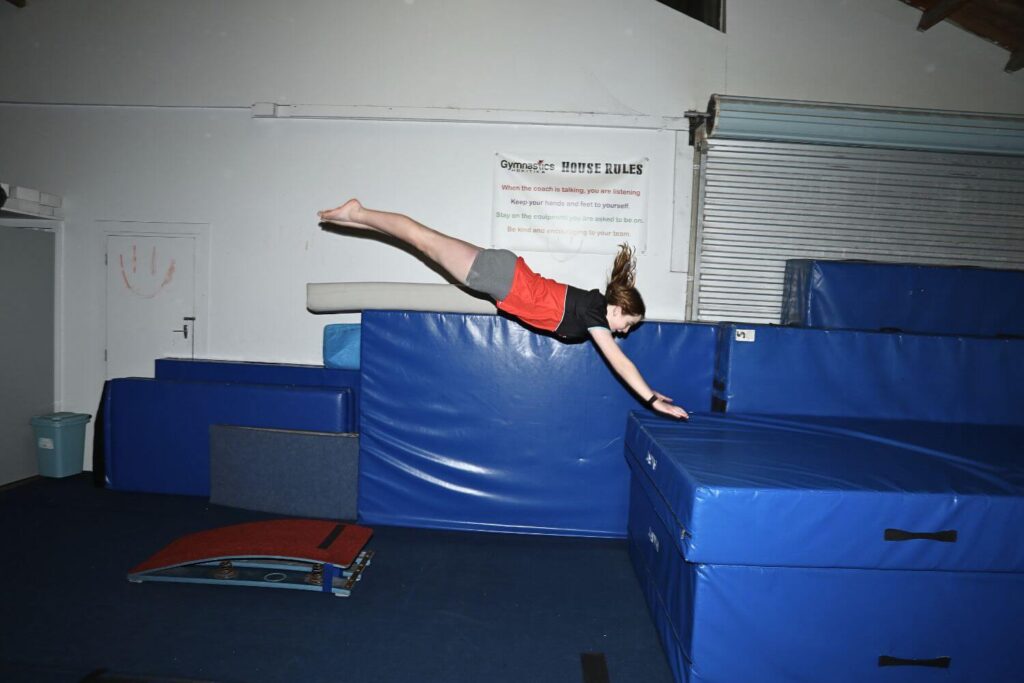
210, 425, 359, 521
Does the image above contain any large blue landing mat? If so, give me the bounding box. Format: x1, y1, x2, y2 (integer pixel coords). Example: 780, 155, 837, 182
104, 379, 354, 496
627, 470, 1024, 683
714, 323, 1024, 425
624, 412, 1024, 571
782, 259, 1024, 337
358, 311, 717, 537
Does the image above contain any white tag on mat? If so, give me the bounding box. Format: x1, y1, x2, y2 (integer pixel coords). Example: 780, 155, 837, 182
645, 451, 657, 471
734, 329, 756, 343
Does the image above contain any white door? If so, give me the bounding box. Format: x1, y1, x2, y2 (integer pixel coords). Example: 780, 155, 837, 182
106, 234, 196, 379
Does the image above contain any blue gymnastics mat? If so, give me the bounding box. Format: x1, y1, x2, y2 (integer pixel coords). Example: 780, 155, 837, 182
104, 379, 355, 496
782, 259, 1024, 336
624, 411, 1024, 682
628, 486, 1024, 683
714, 323, 1024, 425
155, 357, 360, 388
358, 310, 717, 537
625, 412, 1024, 571
155, 357, 360, 425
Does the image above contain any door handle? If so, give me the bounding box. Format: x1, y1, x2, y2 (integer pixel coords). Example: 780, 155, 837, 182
173, 317, 196, 340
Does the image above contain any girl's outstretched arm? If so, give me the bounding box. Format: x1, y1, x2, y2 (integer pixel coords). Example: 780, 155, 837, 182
589, 328, 689, 420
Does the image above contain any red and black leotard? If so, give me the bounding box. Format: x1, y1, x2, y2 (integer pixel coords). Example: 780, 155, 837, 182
496, 257, 609, 340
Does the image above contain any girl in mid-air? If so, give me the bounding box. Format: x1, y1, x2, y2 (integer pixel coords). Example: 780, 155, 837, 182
318, 199, 688, 420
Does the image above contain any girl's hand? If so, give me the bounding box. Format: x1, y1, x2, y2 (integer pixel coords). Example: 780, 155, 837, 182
652, 395, 689, 420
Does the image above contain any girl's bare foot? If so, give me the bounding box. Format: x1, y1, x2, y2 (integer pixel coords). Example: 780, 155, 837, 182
318, 199, 374, 230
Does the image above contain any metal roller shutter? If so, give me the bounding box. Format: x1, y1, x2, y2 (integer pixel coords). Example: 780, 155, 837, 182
688, 97, 1024, 323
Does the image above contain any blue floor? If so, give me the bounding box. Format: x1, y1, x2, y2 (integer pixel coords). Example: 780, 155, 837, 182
0, 475, 673, 683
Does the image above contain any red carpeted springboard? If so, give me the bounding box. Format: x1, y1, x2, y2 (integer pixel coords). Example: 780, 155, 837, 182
128, 520, 373, 597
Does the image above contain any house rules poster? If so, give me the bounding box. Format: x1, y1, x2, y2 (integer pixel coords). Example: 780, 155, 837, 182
492, 153, 649, 254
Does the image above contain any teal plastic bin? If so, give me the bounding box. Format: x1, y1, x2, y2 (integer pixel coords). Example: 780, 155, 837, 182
30, 412, 91, 478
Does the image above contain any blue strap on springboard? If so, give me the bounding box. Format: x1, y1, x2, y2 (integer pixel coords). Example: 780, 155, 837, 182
321, 563, 339, 593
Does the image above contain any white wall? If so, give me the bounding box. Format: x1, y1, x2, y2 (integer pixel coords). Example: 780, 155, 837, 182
1, 0, 1022, 468
2, 1, 1019, 113
0, 0, 725, 112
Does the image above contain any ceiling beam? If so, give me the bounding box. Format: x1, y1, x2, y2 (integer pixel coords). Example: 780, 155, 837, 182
1006, 49, 1024, 73
917, 0, 971, 31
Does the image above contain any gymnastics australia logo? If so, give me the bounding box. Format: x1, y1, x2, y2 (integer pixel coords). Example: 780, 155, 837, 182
499, 159, 555, 174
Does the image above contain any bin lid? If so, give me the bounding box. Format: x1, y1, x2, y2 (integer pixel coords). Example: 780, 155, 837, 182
31, 412, 92, 426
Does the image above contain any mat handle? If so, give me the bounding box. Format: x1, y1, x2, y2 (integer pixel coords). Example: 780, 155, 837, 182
884, 528, 957, 543
878, 655, 951, 669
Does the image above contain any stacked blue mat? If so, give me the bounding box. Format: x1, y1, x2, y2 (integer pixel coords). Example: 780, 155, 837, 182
154, 358, 361, 424
782, 259, 1024, 337
713, 322, 1024, 423
626, 259, 1024, 682
104, 359, 358, 496
625, 412, 1024, 683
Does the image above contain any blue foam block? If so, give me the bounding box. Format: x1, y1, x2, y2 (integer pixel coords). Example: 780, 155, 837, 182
323, 324, 361, 369
358, 310, 717, 537
715, 323, 1024, 425
104, 379, 354, 496
783, 259, 1024, 336
625, 411, 1024, 571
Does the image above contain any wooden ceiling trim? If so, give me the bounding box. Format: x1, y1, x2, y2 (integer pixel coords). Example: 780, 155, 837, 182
918, 0, 971, 30
902, 0, 1024, 72
1007, 49, 1024, 72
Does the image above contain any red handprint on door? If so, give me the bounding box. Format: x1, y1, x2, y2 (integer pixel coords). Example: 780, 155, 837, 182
119, 243, 176, 299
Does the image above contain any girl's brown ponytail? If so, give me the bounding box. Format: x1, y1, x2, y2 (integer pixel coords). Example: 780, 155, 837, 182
605, 243, 645, 317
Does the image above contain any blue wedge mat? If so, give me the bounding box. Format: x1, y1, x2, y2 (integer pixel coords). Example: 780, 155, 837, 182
714, 323, 1024, 425
624, 411, 1024, 571
626, 469, 1024, 683
358, 310, 717, 537
104, 379, 354, 496
782, 259, 1024, 336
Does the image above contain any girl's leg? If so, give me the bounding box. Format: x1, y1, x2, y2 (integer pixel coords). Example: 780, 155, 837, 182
319, 199, 481, 285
